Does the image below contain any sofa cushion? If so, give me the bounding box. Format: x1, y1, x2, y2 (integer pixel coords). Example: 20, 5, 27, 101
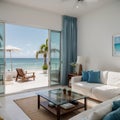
72, 82, 92, 97
88, 104, 112, 120
112, 100, 120, 111
103, 107, 120, 120
82, 71, 89, 81
107, 71, 120, 87
72, 82, 102, 97
88, 71, 101, 83
100, 71, 108, 84
92, 85, 120, 101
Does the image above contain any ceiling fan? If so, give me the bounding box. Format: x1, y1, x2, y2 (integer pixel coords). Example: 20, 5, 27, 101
62, 0, 98, 2
62, 0, 98, 8
76, 0, 98, 2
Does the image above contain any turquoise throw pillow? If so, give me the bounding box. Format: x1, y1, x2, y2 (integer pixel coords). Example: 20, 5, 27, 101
81, 71, 89, 81
112, 100, 120, 111
88, 71, 101, 83
103, 107, 120, 120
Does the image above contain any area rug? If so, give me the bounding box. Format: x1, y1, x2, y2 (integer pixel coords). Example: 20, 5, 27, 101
14, 96, 84, 120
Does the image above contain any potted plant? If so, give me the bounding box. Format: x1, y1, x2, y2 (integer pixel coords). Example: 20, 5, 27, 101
70, 62, 76, 73
36, 38, 48, 73
42, 64, 48, 74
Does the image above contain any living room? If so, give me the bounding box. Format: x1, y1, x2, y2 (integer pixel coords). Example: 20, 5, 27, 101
0, 0, 120, 120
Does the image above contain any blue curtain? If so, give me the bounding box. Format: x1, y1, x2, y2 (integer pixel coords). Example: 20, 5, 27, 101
61, 15, 77, 85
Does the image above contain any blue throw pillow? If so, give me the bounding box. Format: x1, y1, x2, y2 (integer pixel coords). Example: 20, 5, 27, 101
81, 71, 89, 81
103, 107, 120, 120
112, 100, 120, 111
87, 71, 101, 83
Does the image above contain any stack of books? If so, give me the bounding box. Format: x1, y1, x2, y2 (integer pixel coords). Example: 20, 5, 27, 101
48, 102, 55, 107
60, 103, 75, 109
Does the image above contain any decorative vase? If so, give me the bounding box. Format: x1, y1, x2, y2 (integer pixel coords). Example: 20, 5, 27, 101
63, 88, 66, 94
68, 90, 71, 96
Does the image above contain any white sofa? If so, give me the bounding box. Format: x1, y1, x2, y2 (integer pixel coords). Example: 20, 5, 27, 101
69, 95, 120, 120
69, 71, 120, 120
71, 71, 120, 102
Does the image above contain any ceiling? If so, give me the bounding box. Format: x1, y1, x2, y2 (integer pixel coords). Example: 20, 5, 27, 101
3, 0, 117, 17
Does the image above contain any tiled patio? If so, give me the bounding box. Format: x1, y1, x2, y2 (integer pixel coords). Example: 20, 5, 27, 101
5, 70, 48, 94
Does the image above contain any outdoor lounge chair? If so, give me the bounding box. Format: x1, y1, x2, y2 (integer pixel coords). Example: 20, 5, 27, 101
16, 68, 35, 81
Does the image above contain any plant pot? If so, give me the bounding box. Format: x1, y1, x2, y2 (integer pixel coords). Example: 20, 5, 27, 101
68, 90, 71, 96
43, 70, 47, 74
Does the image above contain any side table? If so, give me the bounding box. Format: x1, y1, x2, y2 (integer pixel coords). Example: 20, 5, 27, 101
68, 73, 78, 87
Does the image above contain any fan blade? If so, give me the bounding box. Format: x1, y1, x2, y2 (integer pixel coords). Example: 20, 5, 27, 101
85, 0, 98, 2
61, 0, 75, 2
61, 0, 72, 1
61, 0, 98, 2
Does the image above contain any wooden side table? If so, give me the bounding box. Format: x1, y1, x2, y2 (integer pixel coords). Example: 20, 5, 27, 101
68, 64, 82, 87
68, 73, 78, 87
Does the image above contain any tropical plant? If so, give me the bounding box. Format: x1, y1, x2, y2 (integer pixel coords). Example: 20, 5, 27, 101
36, 38, 48, 70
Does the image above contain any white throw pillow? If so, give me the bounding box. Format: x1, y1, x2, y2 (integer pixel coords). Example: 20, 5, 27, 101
107, 71, 120, 87
100, 71, 108, 84
87, 104, 112, 120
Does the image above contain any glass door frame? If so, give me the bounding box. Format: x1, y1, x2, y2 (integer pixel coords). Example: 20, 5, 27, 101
0, 21, 5, 95
48, 30, 61, 86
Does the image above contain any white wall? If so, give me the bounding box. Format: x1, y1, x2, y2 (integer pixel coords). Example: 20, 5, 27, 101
0, 1, 62, 30
78, 1, 120, 71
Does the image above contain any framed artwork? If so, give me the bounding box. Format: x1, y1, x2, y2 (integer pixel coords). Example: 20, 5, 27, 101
112, 34, 120, 56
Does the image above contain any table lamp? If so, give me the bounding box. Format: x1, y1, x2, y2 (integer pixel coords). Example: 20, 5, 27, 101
76, 56, 83, 75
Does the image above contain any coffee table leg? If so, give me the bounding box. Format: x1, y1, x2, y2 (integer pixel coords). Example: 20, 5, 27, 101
38, 95, 40, 109
57, 105, 60, 120
84, 97, 87, 110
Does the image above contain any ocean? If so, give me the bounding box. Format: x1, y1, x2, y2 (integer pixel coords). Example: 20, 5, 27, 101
6, 58, 59, 71
115, 43, 120, 52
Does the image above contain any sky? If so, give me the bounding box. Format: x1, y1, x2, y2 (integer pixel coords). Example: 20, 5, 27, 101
5, 24, 48, 58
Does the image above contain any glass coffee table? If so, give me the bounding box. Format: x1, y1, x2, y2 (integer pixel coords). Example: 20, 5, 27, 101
37, 88, 88, 120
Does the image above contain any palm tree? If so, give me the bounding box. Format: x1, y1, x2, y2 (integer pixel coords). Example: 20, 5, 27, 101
0, 34, 2, 40
36, 38, 48, 70
0, 34, 3, 48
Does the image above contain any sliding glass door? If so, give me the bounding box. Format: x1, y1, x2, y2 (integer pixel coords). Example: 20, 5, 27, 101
0, 22, 5, 94
48, 30, 61, 86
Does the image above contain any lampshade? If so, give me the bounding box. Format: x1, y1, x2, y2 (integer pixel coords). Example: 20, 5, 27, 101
76, 56, 83, 64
